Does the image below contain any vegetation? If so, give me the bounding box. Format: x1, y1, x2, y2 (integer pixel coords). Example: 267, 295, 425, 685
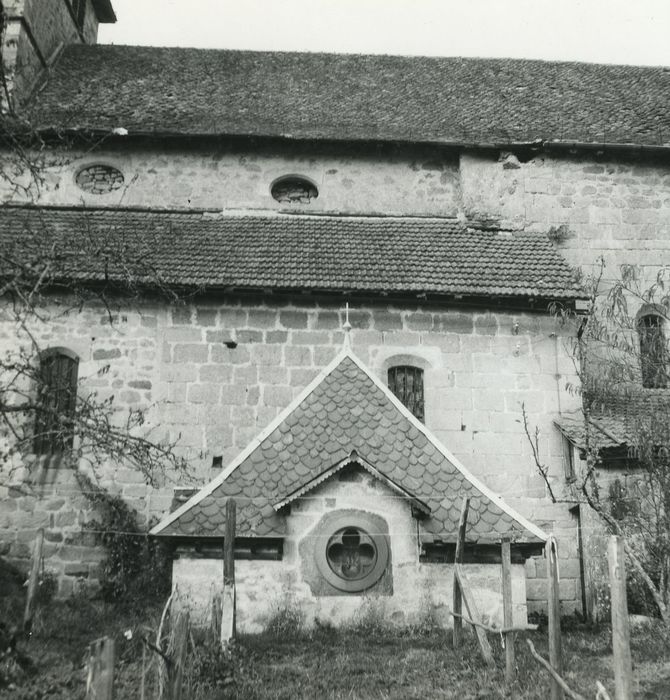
1, 588, 669, 699
527, 261, 670, 623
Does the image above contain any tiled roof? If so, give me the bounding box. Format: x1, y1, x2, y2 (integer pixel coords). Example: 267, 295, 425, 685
29, 46, 670, 147
155, 352, 545, 543
555, 411, 630, 450
556, 395, 670, 450
0, 208, 582, 300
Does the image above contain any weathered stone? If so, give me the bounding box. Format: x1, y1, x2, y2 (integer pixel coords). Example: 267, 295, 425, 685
284, 346, 312, 367
265, 330, 288, 344
263, 385, 292, 407
247, 309, 277, 328
373, 311, 403, 331
128, 380, 152, 390
199, 364, 233, 383
93, 348, 122, 361
164, 327, 202, 343
173, 343, 208, 363
237, 330, 263, 344
196, 309, 217, 326
206, 329, 234, 343
314, 311, 340, 330
188, 384, 220, 404
171, 306, 193, 325
279, 311, 308, 329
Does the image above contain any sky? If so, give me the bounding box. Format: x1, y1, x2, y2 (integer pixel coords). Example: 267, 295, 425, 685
98, 0, 670, 67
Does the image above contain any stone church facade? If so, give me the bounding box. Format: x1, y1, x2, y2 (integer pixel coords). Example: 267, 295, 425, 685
1, 0, 669, 626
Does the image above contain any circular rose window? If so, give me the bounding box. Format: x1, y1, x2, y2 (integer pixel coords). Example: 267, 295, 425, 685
315, 514, 389, 593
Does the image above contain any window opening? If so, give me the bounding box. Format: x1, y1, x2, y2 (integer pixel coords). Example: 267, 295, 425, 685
562, 434, 575, 481
388, 365, 424, 421
638, 314, 668, 388
326, 527, 377, 582
271, 176, 318, 203
33, 350, 79, 454
71, 0, 86, 29
315, 513, 390, 593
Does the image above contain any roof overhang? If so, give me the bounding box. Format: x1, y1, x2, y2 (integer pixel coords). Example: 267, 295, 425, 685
273, 449, 431, 516
92, 0, 117, 23
554, 411, 630, 450
29, 128, 670, 158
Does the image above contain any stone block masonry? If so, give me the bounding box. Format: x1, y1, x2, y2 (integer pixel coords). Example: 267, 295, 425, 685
0, 294, 581, 604
1, 140, 462, 218
459, 152, 670, 284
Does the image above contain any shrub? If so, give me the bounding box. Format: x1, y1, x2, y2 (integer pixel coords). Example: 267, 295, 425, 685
77, 473, 171, 605
185, 635, 236, 698
264, 591, 305, 638
346, 596, 389, 636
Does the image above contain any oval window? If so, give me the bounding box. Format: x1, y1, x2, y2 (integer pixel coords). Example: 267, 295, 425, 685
76, 164, 125, 194
271, 176, 318, 203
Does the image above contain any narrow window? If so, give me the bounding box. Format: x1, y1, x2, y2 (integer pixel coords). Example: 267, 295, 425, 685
71, 0, 86, 29
638, 314, 668, 388
33, 349, 79, 454
388, 366, 424, 422
562, 435, 575, 482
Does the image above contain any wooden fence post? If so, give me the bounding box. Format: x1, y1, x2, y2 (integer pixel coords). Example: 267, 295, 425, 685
221, 498, 236, 645
454, 564, 496, 667
608, 536, 633, 700
452, 496, 470, 649
501, 538, 515, 683
546, 537, 563, 700
168, 611, 189, 700
86, 636, 115, 700
23, 528, 44, 635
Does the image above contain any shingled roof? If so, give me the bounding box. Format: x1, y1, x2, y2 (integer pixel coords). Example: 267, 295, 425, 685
0, 207, 582, 301
555, 411, 631, 451
29, 45, 670, 148
152, 349, 546, 543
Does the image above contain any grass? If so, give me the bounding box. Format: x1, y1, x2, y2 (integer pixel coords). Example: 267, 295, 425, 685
1, 596, 670, 699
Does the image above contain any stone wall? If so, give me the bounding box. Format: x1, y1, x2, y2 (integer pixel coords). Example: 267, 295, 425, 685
460, 151, 670, 283
0, 296, 581, 604
172, 473, 529, 632
1, 0, 99, 108
0, 140, 461, 217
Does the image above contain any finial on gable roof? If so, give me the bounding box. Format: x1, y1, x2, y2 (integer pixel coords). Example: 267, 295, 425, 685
342, 301, 352, 349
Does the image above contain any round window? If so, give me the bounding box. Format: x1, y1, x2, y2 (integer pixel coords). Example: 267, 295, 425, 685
315, 514, 389, 593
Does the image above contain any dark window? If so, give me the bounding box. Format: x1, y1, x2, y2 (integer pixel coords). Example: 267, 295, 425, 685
388, 365, 424, 421
271, 176, 318, 203
562, 435, 575, 481
638, 314, 668, 388
71, 0, 86, 29
33, 349, 79, 454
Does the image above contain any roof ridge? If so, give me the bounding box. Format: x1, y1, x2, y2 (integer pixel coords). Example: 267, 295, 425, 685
77, 44, 670, 71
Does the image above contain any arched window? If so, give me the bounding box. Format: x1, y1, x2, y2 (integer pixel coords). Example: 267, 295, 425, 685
638, 313, 668, 389
33, 348, 79, 454
388, 365, 424, 421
